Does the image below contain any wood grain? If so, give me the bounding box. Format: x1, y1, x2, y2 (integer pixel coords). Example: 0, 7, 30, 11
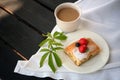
37, 0, 77, 10
0, 0, 56, 33
0, 9, 44, 59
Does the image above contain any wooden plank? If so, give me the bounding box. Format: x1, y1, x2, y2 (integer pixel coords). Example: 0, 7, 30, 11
0, 39, 21, 79
0, 9, 44, 59
0, 40, 22, 71
0, 0, 56, 33
0, 40, 53, 80
36, 0, 77, 10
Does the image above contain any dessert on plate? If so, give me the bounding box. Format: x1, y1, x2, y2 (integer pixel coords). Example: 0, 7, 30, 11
64, 38, 100, 66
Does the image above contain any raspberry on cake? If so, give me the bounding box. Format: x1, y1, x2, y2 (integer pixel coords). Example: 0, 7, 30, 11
64, 38, 100, 66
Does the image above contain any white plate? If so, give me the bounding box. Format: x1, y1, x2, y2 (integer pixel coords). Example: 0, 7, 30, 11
58, 30, 109, 73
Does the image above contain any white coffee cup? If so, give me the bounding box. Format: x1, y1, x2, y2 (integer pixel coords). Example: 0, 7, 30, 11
54, 2, 81, 33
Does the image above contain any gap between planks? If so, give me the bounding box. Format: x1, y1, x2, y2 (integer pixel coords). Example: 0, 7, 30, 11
0, 37, 28, 60
33, 0, 53, 12
0, 4, 45, 36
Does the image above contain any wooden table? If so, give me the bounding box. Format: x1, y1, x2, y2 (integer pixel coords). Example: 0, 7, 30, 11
0, 0, 76, 80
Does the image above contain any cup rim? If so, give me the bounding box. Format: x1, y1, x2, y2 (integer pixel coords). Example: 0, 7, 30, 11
54, 2, 81, 23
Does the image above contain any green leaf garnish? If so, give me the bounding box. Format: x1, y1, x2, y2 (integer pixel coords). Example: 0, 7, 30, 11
52, 42, 63, 46
40, 48, 49, 52
39, 38, 51, 47
38, 31, 67, 73
48, 53, 56, 73
53, 47, 63, 51
53, 31, 60, 38
53, 52, 62, 67
85, 48, 89, 53
40, 52, 49, 67
54, 31, 67, 40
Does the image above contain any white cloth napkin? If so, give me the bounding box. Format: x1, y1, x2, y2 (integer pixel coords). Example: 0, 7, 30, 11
14, 0, 120, 80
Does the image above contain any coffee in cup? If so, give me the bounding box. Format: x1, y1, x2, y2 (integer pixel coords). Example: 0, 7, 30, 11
57, 7, 79, 21
54, 2, 81, 33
